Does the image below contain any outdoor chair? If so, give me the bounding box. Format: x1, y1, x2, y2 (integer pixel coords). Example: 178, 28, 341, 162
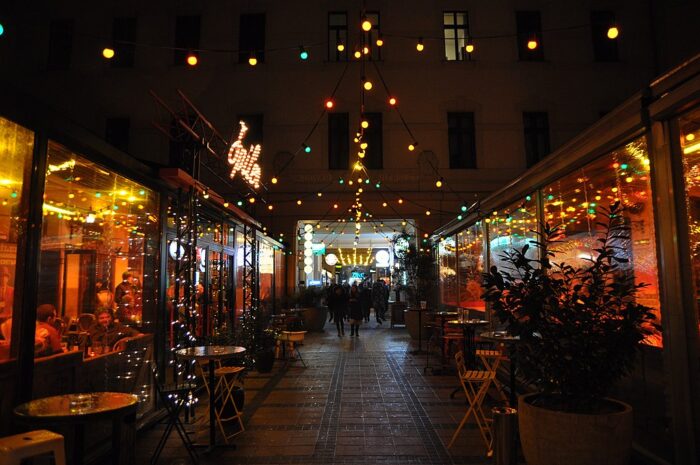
476, 348, 509, 402
448, 351, 495, 452
278, 331, 307, 367
151, 366, 198, 465
197, 362, 246, 443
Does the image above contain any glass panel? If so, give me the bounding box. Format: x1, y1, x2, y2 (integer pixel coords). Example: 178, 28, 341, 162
456, 12, 466, 25
443, 13, 454, 25
37, 140, 158, 344
456, 222, 486, 313
259, 240, 274, 315
680, 106, 700, 333
235, 230, 245, 318
274, 247, 285, 310
488, 194, 538, 270
543, 136, 671, 461
438, 236, 457, 307
0, 117, 33, 362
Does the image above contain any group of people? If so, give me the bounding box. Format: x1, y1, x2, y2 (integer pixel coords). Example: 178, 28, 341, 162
326, 279, 390, 337
84, 271, 142, 323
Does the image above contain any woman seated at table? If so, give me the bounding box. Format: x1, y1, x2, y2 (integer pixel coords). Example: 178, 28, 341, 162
90, 309, 141, 350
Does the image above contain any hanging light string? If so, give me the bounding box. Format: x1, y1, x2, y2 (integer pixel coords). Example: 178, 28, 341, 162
370, 60, 417, 144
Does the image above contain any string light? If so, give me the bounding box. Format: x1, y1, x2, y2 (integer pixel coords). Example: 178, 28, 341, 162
527, 37, 538, 50
102, 47, 115, 59
361, 18, 372, 32
361, 120, 369, 129
337, 43, 345, 52
248, 197, 256, 204
388, 97, 397, 106
271, 177, 278, 184
408, 143, 416, 151
607, 25, 620, 39
363, 46, 370, 55
376, 35, 384, 47
398, 198, 404, 204
248, 54, 258, 66
299, 46, 309, 60
325, 99, 335, 109
465, 38, 475, 54
363, 80, 373, 91
425, 210, 431, 216
416, 38, 424, 52
223, 202, 229, 207
186, 54, 198, 66
297, 199, 302, 205
302, 143, 312, 153
268, 204, 273, 210
436, 177, 443, 188
0, 23, 4, 36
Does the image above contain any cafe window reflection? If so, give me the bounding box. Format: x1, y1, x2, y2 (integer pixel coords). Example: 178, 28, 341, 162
36, 141, 159, 356
0, 117, 34, 362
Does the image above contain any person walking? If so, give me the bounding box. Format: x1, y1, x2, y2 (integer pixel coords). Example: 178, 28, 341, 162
348, 284, 363, 337
372, 279, 388, 324
360, 281, 372, 323
327, 285, 348, 337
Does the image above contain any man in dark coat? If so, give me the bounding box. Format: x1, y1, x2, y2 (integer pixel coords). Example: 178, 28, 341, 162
327, 285, 348, 336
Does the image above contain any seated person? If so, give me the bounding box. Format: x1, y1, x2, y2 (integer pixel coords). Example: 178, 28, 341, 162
35, 304, 64, 357
90, 309, 141, 349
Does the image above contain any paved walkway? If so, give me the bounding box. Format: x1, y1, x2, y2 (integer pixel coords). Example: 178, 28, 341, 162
136, 318, 499, 465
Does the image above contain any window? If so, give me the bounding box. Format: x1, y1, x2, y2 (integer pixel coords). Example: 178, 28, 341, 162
523, 112, 550, 167
516, 11, 544, 61
239, 14, 265, 64
112, 17, 137, 68
448, 112, 477, 169
236, 114, 263, 146
174, 15, 200, 65
328, 113, 349, 169
105, 118, 130, 152
47, 19, 74, 70
365, 12, 381, 60
456, 223, 485, 312
438, 237, 458, 307
443, 12, 469, 61
591, 11, 619, 62
363, 113, 383, 169
0, 117, 34, 362
328, 12, 348, 62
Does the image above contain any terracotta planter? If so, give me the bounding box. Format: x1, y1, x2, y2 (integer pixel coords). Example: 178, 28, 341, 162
518, 393, 633, 465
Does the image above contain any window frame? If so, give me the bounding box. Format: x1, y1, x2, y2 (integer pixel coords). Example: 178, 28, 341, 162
443, 11, 470, 61
328, 12, 349, 62
448, 112, 477, 169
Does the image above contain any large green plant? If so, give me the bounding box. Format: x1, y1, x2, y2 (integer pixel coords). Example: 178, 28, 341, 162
482, 202, 655, 412
392, 231, 435, 307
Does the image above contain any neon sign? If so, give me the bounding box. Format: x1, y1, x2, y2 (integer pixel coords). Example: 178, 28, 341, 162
228, 121, 261, 189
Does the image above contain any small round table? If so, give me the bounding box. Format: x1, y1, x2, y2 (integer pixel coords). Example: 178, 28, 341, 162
175, 345, 246, 450
447, 319, 489, 368
14, 392, 139, 465
480, 331, 521, 407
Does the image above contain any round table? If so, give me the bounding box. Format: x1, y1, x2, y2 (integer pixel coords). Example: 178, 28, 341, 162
14, 392, 138, 465
480, 331, 521, 407
447, 319, 489, 368
175, 345, 246, 449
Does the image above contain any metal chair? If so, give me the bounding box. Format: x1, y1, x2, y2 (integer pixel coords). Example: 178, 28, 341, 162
476, 348, 509, 402
151, 366, 198, 465
279, 331, 307, 367
448, 351, 495, 452
0, 430, 66, 465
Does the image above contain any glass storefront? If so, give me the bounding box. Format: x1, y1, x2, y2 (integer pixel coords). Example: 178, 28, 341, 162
0, 117, 33, 362
36, 141, 159, 331
438, 236, 457, 308
488, 195, 538, 271
259, 240, 274, 314
456, 222, 486, 312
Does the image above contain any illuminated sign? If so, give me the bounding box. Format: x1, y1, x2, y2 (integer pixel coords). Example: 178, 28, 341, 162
228, 121, 261, 189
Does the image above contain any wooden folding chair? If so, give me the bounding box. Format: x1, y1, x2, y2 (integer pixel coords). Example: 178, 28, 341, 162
197, 362, 245, 443
476, 348, 509, 402
448, 351, 495, 452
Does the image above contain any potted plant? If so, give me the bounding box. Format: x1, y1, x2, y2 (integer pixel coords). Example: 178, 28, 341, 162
235, 310, 278, 373
393, 232, 436, 338
294, 286, 327, 332
482, 202, 655, 465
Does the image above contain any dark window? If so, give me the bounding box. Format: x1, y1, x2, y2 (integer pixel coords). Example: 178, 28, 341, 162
328, 113, 349, 169
363, 113, 383, 169
328, 12, 348, 62
239, 14, 266, 64
590, 11, 619, 62
112, 17, 137, 68
236, 114, 264, 146
443, 11, 469, 61
448, 113, 477, 169
365, 12, 381, 61
174, 15, 200, 65
516, 11, 544, 61
47, 19, 74, 70
105, 117, 130, 152
523, 112, 550, 167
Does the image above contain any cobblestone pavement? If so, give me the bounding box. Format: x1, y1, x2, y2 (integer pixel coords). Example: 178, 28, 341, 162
136, 318, 502, 465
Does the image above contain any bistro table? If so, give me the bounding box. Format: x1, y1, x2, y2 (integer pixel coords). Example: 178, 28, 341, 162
175, 345, 246, 450
432, 312, 458, 366
447, 319, 489, 368
480, 331, 521, 407
14, 392, 139, 465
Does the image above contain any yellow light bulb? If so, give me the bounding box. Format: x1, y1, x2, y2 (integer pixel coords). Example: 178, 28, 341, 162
436, 179, 443, 188
361, 120, 369, 129
358, 152, 365, 158
363, 46, 369, 55
360, 142, 368, 149
408, 144, 415, 151
297, 199, 302, 205
465, 43, 475, 54
337, 43, 345, 52
362, 19, 372, 32
388, 97, 397, 106
382, 202, 387, 207
416, 40, 424, 52
268, 204, 273, 210
224, 202, 229, 207
249, 197, 256, 203
271, 177, 278, 184
248, 56, 258, 66
102, 48, 115, 59
186, 54, 198, 66
398, 199, 404, 204
376, 38, 384, 47
607, 26, 619, 39
527, 39, 538, 50
363, 81, 373, 90
354, 50, 362, 59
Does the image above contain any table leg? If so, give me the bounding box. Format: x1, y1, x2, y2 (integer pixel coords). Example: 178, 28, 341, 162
74, 423, 85, 465
463, 327, 476, 369
209, 359, 216, 448
509, 347, 517, 408
113, 412, 136, 465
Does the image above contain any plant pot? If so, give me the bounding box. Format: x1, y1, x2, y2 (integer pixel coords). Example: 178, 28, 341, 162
300, 306, 328, 332
255, 349, 275, 373
518, 393, 633, 465
404, 309, 433, 340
